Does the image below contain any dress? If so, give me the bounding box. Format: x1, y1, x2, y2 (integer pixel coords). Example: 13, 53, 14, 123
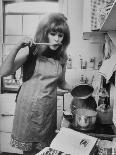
10, 54, 63, 151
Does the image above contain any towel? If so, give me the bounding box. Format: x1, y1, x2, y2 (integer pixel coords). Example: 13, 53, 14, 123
99, 54, 116, 83
103, 34, 112, 59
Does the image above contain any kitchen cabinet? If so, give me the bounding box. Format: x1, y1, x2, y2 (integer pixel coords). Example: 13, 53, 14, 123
83, 0, 116, 39
99, 1, 116, 31
0, 93, 64, 153
0, 93, 23, 154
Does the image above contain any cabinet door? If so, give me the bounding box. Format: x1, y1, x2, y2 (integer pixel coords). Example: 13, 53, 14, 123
0, 132, 23, 154
0, 93, 16, 114
0, 94, 16, 132
0, 116, 14, 132
0, 94, 18, 153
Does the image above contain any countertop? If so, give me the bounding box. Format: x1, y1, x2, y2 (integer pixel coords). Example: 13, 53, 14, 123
2, 87, 68, 96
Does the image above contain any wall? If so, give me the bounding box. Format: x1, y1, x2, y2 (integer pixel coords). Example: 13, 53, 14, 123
65, 0, 104, 90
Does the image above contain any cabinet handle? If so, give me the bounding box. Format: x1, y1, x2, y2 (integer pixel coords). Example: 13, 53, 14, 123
0, 113, 13, 117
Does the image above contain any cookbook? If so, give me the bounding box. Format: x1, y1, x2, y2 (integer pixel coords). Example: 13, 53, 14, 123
37, 127, 98, 155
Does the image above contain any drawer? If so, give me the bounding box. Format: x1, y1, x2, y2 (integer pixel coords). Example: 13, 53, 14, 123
0, 115, 14, 132
0, 93, 16, 114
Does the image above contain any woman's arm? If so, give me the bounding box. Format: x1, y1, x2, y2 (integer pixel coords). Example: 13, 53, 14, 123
57, 63, 72, 91
0, 37, 33, 77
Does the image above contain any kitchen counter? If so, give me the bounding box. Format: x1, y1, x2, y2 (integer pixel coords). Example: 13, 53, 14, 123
57, 89, 68, 96
2, 87, 68, 95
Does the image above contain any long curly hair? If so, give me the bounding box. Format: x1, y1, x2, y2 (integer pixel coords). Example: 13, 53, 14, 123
33, 13, 70, 64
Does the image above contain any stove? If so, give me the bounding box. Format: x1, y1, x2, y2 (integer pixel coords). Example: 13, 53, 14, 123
62, 114, 116, 140
70, 123, 116, 140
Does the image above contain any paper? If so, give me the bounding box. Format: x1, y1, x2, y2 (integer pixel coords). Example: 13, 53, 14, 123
50, 127, 97, 155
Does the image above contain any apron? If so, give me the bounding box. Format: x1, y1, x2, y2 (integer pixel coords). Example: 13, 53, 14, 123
11, 56, 63, 151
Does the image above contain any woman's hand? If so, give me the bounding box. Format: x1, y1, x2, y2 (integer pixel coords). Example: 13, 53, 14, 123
16, 37, 33, 49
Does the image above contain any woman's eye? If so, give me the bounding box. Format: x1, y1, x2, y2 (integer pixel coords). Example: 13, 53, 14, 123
50, 32, 56, 36
49, 32, 64, 38
58, 33, 64, 38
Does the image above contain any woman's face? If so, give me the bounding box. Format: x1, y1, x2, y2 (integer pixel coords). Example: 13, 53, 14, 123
48, 31, 64, 50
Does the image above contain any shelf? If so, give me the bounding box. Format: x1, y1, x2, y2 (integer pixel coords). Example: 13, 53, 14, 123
100, 1, 116, 31
83, 31, 105, 41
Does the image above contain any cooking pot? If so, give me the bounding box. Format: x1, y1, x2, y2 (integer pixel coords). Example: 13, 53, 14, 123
70, 84, 96, 114
71, 84, 94, 99
73, 108, 97, 130
70, 96, 97, 115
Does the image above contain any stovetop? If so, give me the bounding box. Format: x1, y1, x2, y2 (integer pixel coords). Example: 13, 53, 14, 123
69, 123, 116, 140
62, 114, 116, 140
70, 123, 114, 134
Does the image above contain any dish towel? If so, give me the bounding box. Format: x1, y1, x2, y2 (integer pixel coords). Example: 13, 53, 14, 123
99, 54, 116, 83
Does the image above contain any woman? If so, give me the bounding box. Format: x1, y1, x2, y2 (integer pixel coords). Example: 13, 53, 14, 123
0, 13, 72, 154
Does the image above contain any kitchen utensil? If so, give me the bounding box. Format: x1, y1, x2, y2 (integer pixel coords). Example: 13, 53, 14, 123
70, 96, 97, 115
73, 108, 97, 130
71, 84, 94, 99
97, 106, 113, 124
97, 140, 115, 155
33, 41, 62, 46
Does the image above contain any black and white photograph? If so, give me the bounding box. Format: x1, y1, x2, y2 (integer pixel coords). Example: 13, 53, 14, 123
0, 0, 116, 155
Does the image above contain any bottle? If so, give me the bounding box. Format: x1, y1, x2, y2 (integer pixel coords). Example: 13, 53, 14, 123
67, 54, 72, 69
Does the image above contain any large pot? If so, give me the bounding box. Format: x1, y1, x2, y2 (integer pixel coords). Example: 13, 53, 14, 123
70, 96, 97, 115
70, 84, 97, 114
71, 84, 94, 99
70, 84, 97, 130
73, 108, 97, 130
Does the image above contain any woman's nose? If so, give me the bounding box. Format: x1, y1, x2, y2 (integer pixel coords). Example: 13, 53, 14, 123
54, 35, 59, 41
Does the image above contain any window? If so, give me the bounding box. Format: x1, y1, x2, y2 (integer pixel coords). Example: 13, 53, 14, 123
1, 1, 59, 93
